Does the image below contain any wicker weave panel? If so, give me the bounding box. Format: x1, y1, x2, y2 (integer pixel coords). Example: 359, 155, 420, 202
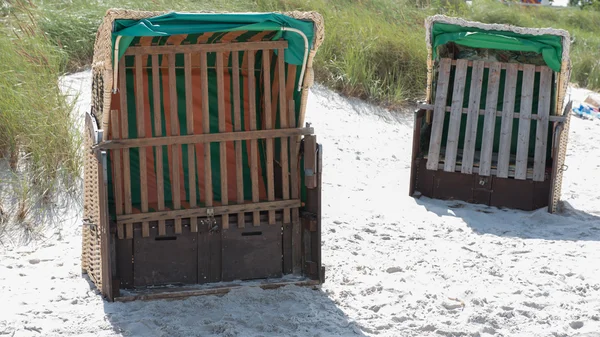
551, 110, 572, 213
86, 225, 102, 289
82, 104, 102, 288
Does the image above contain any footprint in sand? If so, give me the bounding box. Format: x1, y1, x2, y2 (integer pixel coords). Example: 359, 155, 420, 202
391, 316, 411, 323
570, 321, 584, 329
523, 301, 547, 310
441, 301, 463, 311
363, 228, 376, 234
368, 304, 385, 313
419, 324, 437, 332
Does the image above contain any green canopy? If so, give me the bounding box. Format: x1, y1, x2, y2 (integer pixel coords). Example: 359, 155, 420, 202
431, 22, 563, 72
111, 12, 315, 66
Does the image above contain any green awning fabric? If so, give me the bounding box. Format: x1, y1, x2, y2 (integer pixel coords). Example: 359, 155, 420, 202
431, 22, 563, 72
111, 12, 315, 66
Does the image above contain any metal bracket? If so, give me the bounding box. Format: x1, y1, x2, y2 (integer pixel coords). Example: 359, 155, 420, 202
559, 164, 568, 173
82, 221, 97, 231
206, 209, 218, 233
85, 111, 103, 148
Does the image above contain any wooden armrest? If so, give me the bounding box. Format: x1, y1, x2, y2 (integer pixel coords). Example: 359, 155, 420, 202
418, 103, 434, 111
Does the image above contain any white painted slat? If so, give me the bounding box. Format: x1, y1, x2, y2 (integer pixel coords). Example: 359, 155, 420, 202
533, 67, 553, 181
497, 63, 519, 178
515, 64, 536, 180
461, 60, 485, 174
426, 58, 452, 171
444, 59, 468, 172
479, 62, 501, 176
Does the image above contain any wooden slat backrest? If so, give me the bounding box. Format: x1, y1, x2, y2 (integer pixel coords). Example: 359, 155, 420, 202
423, 58, 557, 182
111, 40, 303, 234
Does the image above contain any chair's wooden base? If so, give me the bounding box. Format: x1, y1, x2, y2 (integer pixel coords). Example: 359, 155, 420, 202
114, 277, 321, 302
412, 157, 551, 211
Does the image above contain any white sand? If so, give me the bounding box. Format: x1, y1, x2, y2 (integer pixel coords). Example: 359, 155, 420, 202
1, 70, 600, 337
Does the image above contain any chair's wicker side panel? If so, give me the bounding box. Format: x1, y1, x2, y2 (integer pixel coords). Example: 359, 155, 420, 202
81, 225, 90, 273
284, 11, 324, 127
82, 68, 104, 290
81, 131, 91, 273
88, 224, 102, 288
92, 9, 165, 138
550, 59, 572, 214
83, 132, 102, 290
551, 110, 571, 213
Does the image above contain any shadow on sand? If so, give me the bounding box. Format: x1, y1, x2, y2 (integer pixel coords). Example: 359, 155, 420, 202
415, 196, 600, 242
80, 276, 366, 337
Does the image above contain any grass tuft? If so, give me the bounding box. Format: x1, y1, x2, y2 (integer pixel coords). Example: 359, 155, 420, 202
257, 0, 432, 107
466, 0, 600, 91
0, 0, 82, 240
20, 0, 600, 109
